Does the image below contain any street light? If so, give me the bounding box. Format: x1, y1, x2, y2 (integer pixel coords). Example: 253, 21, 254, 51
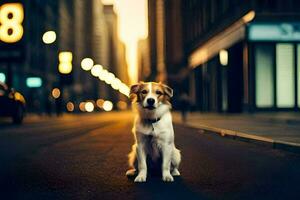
219, 49, 228, 66
91, 64, 103, 77
42, 31, 56, 44
81, 58, 94, 71
85, 102, 94, 112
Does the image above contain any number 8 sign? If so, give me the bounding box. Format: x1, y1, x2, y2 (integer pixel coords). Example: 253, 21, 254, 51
0, 3, 24, 43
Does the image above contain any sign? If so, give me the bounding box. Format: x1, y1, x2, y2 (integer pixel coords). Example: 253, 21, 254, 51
0, 2, 24, 60
248, 23, 300, 42
26, 77, 42, 88
0, 3, 24, 43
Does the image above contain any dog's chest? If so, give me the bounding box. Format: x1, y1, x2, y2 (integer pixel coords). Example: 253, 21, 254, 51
137, 122, 164, 137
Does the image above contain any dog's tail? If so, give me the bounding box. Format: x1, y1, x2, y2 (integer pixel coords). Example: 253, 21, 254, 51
128, 144, 137, 168
171, 147, 181, 168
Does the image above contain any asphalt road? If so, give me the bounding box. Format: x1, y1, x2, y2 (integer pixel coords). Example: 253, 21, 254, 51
0, 112, 300, 200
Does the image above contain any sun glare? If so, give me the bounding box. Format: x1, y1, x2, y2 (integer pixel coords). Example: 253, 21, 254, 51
102, 0, 148, 84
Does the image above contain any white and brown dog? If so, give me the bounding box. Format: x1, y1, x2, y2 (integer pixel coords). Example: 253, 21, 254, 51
126, 82, 181, 182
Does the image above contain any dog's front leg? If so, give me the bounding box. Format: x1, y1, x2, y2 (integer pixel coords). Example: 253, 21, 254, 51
134, 143, 147, 182
161, 143, 174, 182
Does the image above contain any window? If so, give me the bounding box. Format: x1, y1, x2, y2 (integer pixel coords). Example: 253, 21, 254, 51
255, 45, 274, 108
276, 43, 295, 108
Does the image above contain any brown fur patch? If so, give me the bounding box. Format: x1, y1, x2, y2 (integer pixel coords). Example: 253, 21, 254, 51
129, 82, 173, 105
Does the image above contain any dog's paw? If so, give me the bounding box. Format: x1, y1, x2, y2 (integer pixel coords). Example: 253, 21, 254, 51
172, 169, 181, 176
126, 169, 136, 177
162, 173, 174, 182
134, 174, 147, 182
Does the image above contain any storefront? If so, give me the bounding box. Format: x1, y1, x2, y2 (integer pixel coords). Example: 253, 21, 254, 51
248, 22, 300, 111
189, 19, 300, 112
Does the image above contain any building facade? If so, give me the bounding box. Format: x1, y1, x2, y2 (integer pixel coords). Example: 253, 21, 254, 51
151, 0, 300, 112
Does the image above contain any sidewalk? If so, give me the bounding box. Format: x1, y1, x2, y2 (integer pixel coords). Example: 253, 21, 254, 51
172, 112, 300, 152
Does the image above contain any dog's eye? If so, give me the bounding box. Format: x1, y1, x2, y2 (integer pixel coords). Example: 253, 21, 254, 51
156, 90, 163, 95
141, 90, 148, 94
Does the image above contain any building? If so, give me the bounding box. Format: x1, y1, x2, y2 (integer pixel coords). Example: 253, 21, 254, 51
103, 5, 130, 103
0, 0, 59, 113
0, 0, 128, 113
150, 0, 300, 112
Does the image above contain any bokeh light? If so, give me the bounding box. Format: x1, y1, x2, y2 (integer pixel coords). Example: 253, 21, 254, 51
42, 31, 56, 44
52, 88, 61, 99
96, 99, 105, 108
79, 102, 86, 112
85, 102, 94, 112
103, 101, 113, 111
91, 64, 103, 77
117, 101, 127, 110
81, 58, 94, 71
66, 102, 75, 112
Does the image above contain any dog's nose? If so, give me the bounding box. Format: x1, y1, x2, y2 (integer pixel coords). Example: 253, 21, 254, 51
147, 98, 155, 106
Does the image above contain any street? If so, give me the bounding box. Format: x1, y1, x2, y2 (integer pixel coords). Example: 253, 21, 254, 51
0, 112, 300, 200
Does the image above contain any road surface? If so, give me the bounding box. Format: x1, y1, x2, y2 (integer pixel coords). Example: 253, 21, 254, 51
0, 112, 300, 199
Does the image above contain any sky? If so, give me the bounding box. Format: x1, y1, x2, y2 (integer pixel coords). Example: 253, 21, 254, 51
102, 0, 148, 84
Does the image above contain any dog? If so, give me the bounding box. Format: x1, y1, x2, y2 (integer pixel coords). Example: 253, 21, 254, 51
126, 81, 181, 182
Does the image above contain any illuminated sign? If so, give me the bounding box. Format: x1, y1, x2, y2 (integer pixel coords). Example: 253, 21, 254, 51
0, 3, 24, 43
26, 77, 42, 88
58, 52, 73, 74
0, 72, 5, 83
248, 23, 300, 41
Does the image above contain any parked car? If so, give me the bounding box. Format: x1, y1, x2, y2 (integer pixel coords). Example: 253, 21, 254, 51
0, 82, 26, 124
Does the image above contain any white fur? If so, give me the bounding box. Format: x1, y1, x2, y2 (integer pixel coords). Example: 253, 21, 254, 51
126, 103, 181, 182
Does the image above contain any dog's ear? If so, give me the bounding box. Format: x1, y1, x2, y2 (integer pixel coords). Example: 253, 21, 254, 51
161, 83, 173, 98
129, 82, 142, 101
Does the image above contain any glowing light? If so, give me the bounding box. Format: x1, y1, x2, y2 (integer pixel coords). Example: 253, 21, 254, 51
105, 73, 115, 84
96, 99, 105, 108
42, 31, 56, 44
102, 0, 114, 5
81, 58, 94, 71
111, 78, 122, 90
219, 50, 228, 66
0, 3, 24, 43
103, 101, 113, 111
119, 83, 130, 96
0, 73, 6, 83
58, 63, 72, 74
91, 64, 103, 77
26, 77, 42, 88
99, 69, 109, 81
59, 52, 72, 63
66, 102, 74, 112
117, 101, 127, 110
113, 0, 148, 84
85, 102, 94, 112
58, 52, 73, 74
52, 88, 61, 99
242, 10, 255, 23
14, 92, 25, 103
79, 102, 86, 112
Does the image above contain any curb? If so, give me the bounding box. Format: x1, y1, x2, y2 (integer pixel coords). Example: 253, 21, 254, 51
176, 122, 300, 154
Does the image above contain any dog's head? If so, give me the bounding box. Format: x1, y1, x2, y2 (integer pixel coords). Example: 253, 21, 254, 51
129, 82, 173, 110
